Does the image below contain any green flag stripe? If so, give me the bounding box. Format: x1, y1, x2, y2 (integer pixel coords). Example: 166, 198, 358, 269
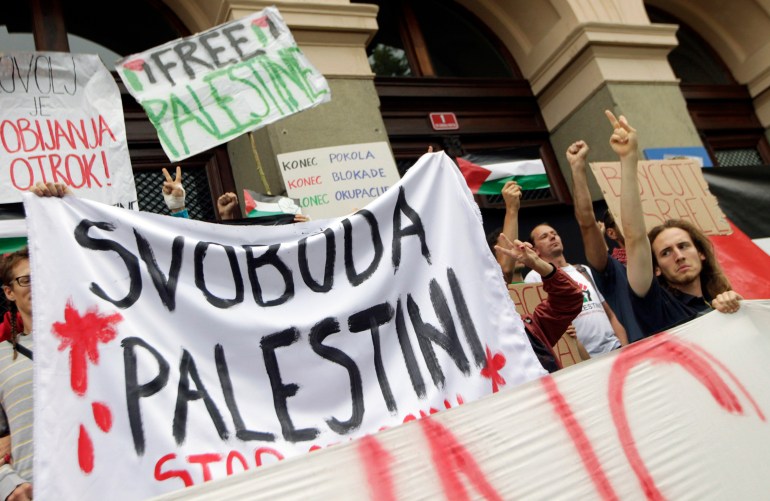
0, 237, 28, 254
476, 174, 550, 195
246, 209, 286, 218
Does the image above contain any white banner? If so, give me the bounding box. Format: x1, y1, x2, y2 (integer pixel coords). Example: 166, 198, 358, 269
25, 152, 544, 500
115, 7, 331, 163
153, 301, 770, 501
0, 52, 138, 208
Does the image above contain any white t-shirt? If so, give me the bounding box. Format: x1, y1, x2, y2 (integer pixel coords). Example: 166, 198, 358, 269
524, 264, 621, 356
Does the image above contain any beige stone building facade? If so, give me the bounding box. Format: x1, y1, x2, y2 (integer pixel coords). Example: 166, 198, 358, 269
6, 0, 770, 218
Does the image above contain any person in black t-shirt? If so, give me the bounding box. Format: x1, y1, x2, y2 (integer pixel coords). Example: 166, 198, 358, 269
607, 110, 743, 336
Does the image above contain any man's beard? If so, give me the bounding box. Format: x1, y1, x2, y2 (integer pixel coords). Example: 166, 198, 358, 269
663, 267, 701, 289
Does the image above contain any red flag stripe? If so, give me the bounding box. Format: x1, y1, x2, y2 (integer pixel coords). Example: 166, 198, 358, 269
456, 157, 491, 193
711, 219, 770, 299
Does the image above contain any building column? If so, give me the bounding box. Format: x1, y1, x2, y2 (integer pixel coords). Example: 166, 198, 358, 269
533, 23, 704, 199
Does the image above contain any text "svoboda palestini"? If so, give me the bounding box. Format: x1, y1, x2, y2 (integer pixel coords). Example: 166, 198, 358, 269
72, 186, 489, 457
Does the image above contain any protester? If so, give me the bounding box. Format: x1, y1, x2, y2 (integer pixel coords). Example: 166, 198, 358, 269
215, 191, 310, 222
216, 192, 241, 220
161, 166, 309, 222
608, 110, 743, 336
0, 247, 35, 501
487, 181, 587, 368
523, 222, 628, 357
566, 140, 645, 343
494, 235, 584, 372
492, 180, 524, 284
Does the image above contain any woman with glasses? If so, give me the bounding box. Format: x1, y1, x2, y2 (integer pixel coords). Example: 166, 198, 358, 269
0, 246, 34, 501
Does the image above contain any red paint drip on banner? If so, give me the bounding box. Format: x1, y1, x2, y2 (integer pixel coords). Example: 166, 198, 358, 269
358, 435, 397, 501
92, 402, 112, 433
608, 335, 763, 501
541, 376, 619, 501
420, 418, 503, 501
52, 300, 123, 396
78, 424, 94, 473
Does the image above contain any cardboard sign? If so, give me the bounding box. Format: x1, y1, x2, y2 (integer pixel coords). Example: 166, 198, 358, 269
589, 159, 731, 235
151, 301, 770, 501
0, 52, 138, 208
508, 282, 585, 368
26, 152, 546, 500
115, 7, 330, 162
278, 141, 401, 220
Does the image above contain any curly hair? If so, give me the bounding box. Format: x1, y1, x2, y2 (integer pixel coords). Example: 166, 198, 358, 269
647, 220, 731, 299
1, 247, 30, 360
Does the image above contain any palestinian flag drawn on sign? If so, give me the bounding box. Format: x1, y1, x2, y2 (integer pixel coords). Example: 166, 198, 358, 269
243, 189, 302, 218
457, 150, 549, 195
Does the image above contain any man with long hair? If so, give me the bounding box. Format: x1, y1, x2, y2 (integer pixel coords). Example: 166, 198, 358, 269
608, 110, 742, 337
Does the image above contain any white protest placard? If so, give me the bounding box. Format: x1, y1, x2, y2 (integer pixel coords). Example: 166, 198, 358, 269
589, 159, 731, 235
152, 301, 770, 501
25, 152, 544, 500
278, 141, 401, 220
0, 52, 137, 208
115, 7, 331, 163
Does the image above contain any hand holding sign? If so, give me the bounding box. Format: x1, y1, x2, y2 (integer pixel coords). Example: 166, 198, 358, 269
30, 182, 72, 198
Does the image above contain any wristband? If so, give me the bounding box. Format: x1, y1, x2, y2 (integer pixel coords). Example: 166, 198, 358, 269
163, 187, 186, 210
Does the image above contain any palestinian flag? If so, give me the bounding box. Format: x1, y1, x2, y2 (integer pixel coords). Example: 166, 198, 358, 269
0, 203, 27, 253
243, 189, 301, 218
456, 152, 549, 195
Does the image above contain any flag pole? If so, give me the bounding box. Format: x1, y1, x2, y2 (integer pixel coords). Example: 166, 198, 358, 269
248, 132, 273, 196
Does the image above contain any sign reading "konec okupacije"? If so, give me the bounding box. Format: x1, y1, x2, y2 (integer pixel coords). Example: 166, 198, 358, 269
278, 141, 401, 220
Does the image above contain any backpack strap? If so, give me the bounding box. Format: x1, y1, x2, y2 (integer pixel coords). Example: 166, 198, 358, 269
5, 340, 33, 361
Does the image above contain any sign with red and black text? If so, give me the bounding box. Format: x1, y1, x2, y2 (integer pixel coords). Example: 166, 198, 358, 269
0, 52, 137, 208
25, 152, 545, 500
278, 141, 400, 220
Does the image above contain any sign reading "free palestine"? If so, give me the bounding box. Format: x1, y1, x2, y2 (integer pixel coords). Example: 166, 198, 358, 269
116, 7, 330, 162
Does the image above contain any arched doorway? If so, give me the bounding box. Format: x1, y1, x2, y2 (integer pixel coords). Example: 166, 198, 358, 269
647, 6, 770, 167
352, 0, 570, 209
